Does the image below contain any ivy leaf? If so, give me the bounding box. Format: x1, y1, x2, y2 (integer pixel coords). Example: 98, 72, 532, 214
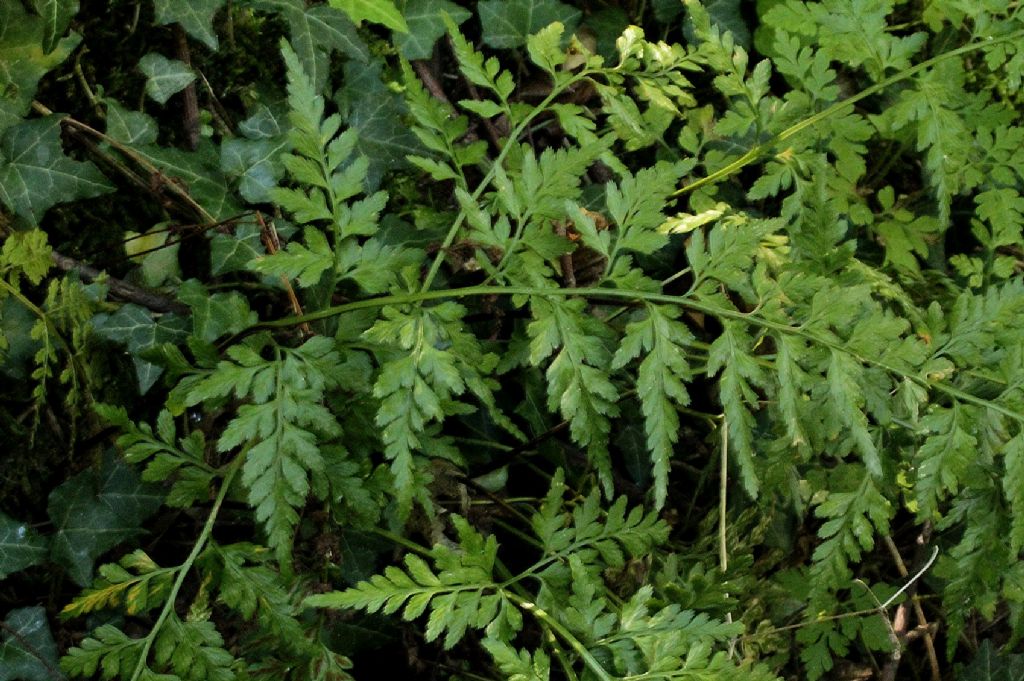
138, 53, 195, 105
221, 137, 289, 204
220, 104, 289, 203
131, 142, 243, 219
328, 0, 408, 33
104, 99, 158, 145
339, 59, 422, 184
152, 0, 225, 50
0, 512, 49, 580
0, 3, 80, 132
396, 0, 471, 60
47, 450, 163, 586
0, 606, 62, 681
955, 639, 1024, 681
210, 224, 265, 276
247, 0, 369, 91
30, 0, 79, 53
92, 305, 189, 394
0, 116, 114, 225
477, 0, 581, 49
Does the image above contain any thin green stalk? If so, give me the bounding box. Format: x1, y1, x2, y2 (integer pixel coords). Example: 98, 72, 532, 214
371, 527, 433, 557
672, 29, 1024, 197
507, 593, 614, 681
256, 282, 1024, 426
129, 450, 245, 681
419, 71, 593, 293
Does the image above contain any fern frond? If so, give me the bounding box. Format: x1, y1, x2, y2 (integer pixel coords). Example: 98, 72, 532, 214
180, 336, 343, 565
528, 297, 619, 494
306, 515, 520, 649
612, 303, 694, 508
63, 550, 173, 618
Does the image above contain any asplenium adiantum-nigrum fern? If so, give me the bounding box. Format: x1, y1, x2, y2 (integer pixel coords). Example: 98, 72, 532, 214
1, 1, 1023, 679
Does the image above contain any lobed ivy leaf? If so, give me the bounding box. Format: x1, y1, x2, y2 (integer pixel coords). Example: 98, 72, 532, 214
0, 606, 62, 681
152, 0, 225, 50
47, 450, 163, 586
955, 639, 1024, 681
177, 279, 258, 343
138, 52, 196, 105
396, 0, 470, 60
30, 0, 79, 53
328, 0, 407, 33
247, 0, 369, 91
92, 304, 189, 394
210, 224, 265, 276
0, 513, 49, 580
131, 142, 243, 220
104, 99, 158, 146
0, 3, 81, 132
477, 0, 580, 49
0, 116, 114, 225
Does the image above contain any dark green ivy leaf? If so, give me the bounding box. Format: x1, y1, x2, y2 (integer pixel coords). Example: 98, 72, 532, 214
47, 450, 163, 586
92, 304, 190, 394
130, 141, 244, 220
0, 606, 62, 681
954, 639, 1024, 681
138, 52, 196, 105
0, 3, 80, 132
178, 279, 259, 343
337, 59, 422, 187
152, 0, 225, 50
30, 0, 79, 53
396, 0, 471, 60
246, 0, 369, 91
477, 0, 581, 49
0, 116, 114, 225
0, 513, 49, 580
103, 99, 158, 146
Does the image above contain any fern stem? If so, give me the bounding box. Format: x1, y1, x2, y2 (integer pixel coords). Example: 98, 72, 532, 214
507, 593, 615, 681
418, 71, 594, 293
671, 28, 1024, 197
258, 283, 1024, 427
371, 527, 433, 557
128, 449, 246, 681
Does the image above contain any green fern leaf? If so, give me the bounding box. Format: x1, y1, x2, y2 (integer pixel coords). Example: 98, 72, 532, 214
63, 550, 173, 618
181, 336, 343, 565
612, 303, 694, 508
528, 297, 619, 494
482, 639, 551, 681
706, 321, 763, 496
61, 624, 148, 680
306, 516, 519, 649
153, 615, 234, 681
